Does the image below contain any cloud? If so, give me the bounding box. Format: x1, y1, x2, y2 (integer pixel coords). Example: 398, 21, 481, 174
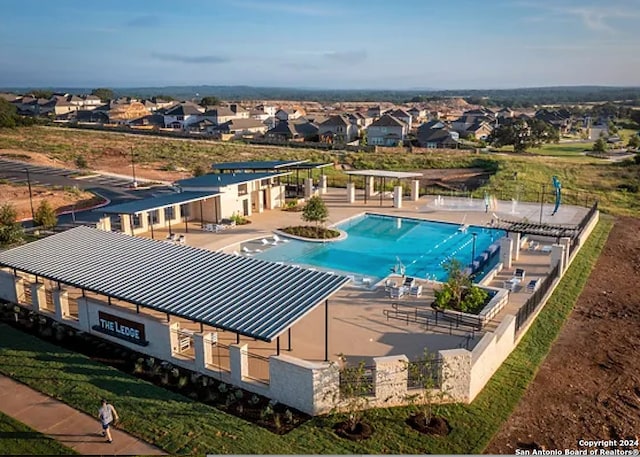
282, 62, 319, 71
513, 2, 640, 32
151, 52, 230, 64
323, 50, 367, 64
230, 0, 335, 16
125, 15, 161, 28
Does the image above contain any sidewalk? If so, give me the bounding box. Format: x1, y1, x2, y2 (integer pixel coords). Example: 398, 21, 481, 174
0, 375, 165, 456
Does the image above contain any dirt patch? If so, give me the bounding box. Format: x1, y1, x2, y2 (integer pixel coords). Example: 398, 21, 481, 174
406, 413, 451, 436
334, 421, 374, 441
416, 167, 494, 191
0, 183, 98, 220
486, 217, 640, 453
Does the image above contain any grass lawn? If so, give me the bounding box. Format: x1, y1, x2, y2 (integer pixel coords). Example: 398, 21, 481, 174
0, 411, 77, 455
526, 141, 593, 156
0, 218, 612, 454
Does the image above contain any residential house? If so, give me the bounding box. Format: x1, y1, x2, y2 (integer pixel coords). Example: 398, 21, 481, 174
74, 110, 110, 124
265, 120, 318, 142
201, 106, 240, 125
535, 109, 573, 134
366, 114, 408, 147
347, 112, 373, 128
163, 102, 204, 129
417, 122, 459, 149
387, 109, 413, 130
367, 105, 383, 118
496, 107, 514, 119
318, 115, 359, 144
275, 108, 305, 122
255, 104, 277, 117
211, 118, 268, 139
408, 107, 426, 122
95, 100, 151, 124
228, 104, 250, 119
128, 114, 166, 129
451, 114, 495, 139
465, 121, 493, 140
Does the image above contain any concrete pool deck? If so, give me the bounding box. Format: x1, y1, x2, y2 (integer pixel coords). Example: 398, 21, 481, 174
134, 188, 588, 372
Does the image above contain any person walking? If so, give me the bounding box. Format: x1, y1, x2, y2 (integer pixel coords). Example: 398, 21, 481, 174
98, 399, 119, 443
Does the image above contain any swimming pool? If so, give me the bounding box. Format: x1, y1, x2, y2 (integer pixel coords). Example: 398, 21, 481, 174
254, 214, 506, 283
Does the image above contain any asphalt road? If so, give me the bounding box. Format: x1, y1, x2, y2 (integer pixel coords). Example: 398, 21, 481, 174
0, 157, 171, 226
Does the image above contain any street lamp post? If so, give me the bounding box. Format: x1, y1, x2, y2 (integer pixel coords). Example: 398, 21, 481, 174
24, 168, 35, 221
130, 146, 138, 188
539, 183, 546, 224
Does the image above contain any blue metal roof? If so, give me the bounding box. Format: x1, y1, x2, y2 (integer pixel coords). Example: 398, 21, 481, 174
176, 171, 289, 188
0, 227, 349, 341
97, 191, 220, 215
211, 160, 307, 170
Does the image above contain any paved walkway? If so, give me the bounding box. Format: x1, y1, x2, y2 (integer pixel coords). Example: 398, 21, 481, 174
0, 375, 165, 456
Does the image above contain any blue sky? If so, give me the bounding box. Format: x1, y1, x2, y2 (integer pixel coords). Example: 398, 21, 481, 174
1, 0, 639, 89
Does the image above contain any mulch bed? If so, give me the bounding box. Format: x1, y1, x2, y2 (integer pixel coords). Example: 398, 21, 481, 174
333, 421, 374, 441
406, 413, 451, 436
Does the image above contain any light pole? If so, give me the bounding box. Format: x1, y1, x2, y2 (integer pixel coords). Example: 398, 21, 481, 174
539, 183, 546, 224
24, 168, 35, 221
130, 146, 138, 188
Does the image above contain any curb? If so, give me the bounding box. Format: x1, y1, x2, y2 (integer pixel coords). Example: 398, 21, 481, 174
18, 191, 112, 223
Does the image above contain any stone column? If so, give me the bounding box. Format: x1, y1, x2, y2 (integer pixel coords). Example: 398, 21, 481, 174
365, 176, 375, 199
559, 236, 571, 267
120, 214, 132, 235
319, 175, 328, 194
230, 343, 248, 384
30, 283, 46, 313
500, 237, 514, 270
511, 232, 521, 261
551, 244, 566, 273
304, 178, 314, 198
194, 332, 215, 370
393, 186, 403, 208
53, 289, 69, 321
156, 208, 165, 228
374, 355, 408, 404
438, 348, 472, 403
410, 179, 420, 202
346, 182, 355, 203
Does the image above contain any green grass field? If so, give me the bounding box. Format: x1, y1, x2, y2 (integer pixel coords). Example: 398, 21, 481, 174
0, 411, 77, 455
0, 218, 612, 454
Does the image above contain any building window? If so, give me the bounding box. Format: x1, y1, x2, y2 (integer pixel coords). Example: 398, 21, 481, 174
238, 184, 248, 196
180, 204, 190, 218
132, 214, 142, 228
164, 206, 174, 220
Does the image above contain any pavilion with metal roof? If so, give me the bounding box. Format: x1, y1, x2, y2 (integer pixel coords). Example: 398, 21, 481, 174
344, 169, 424, 205
211, 160, 307, 171
99, 191, 220, 215
0, 226, 349, 357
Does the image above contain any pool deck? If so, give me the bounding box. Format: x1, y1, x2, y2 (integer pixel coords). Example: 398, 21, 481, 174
134, 188, 587, 368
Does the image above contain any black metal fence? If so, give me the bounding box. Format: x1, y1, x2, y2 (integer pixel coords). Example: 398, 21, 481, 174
515, 263, 561, 332
339, 365, 376, 397
406, 357, 443, 389
570, 200, 598, 257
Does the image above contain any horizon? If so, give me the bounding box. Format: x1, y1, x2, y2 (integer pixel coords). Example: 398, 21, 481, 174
2, 0, 640, 89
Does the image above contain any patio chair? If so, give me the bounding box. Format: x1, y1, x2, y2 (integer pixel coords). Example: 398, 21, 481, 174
389, 286, 405, 299
528, 241, 540, 252
178, 235, 186, 245
514, 268, 526, 280
410, 284, 423, 297
526, 279, 540, 293
168, 233, 178, 242
403, 277, 416, 288
203, 223, 214, 232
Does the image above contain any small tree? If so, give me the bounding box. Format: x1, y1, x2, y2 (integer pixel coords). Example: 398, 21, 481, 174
337, 357, 372, 433
302, 195, 328, 236
199, 96, 220, 107
74, 154, 88, 169
592, 138, 608, 153
91, 88, 114, 101
434, 259, 489, 313
0, 203, 24, 246
627, 134, 640, 149
33, 200, 57, 229
193, 165, 206, 177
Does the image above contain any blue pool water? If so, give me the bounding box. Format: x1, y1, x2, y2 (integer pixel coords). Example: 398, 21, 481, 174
255, 214, 506, 283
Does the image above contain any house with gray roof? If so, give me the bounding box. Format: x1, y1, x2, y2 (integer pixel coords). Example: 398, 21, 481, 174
387, 109, 413, 130
417, 122, 459, 148
366, 114, 408, 147
265, 120, 318, 142
163, 102, 204, 129
318, 115, 359, 144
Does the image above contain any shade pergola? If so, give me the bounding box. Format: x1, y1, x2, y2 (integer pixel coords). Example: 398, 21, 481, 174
0, 227, 350, 358
345, 170, 423, 205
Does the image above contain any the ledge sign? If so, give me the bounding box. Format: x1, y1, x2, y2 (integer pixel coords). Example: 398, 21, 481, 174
94, 311, 147, 345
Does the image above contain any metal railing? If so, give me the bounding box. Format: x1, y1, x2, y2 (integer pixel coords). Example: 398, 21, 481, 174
245, 351, 271, 385
383, 305, 482, 333
515, 263, 561, 332
406, 357, 443, 389
339, 365, 376, 397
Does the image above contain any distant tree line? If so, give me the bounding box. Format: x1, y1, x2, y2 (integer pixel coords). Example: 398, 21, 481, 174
0, 99, 36, 128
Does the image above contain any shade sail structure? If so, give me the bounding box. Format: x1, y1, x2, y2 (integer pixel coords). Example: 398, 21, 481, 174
211, 160, 307, 171
0, 227, 350, 341
97, 191, 220, 215
175, 171, 289, 188
345, 170, 423, 179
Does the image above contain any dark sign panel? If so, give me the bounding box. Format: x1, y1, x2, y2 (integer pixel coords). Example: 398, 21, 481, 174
93, 311, 148, 346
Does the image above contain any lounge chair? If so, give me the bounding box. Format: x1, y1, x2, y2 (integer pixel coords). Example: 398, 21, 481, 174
526, 279, 540, 293
261, 238, 270, 246
514, 268, 526, 280
273, 234, 290, 244
242, 246, 253, 254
